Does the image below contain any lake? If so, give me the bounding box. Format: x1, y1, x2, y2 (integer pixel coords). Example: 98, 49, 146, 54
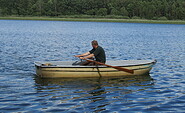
0, 20, 185, 112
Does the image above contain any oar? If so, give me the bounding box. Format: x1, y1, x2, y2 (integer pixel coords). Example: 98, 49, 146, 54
84, 59, 134, 74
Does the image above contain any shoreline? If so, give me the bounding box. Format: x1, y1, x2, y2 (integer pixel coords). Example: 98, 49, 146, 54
0, 16, 185, 24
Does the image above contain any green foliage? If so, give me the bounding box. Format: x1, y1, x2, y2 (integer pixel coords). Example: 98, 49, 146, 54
0, 0, 184, 20
152, 17, 159, 20
158, 16, 168, 20
132, 16, 141, 19
96, 8, 107, 16
110, 8, 120, 15
120, 7, 128, 16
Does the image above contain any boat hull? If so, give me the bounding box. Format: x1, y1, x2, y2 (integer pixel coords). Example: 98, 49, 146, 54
35, 60, 156, 78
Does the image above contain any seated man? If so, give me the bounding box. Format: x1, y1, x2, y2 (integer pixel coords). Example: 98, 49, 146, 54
74, 40, 106, 65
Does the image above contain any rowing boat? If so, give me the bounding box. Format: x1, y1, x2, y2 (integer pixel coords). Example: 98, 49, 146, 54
34, 60, 156, 78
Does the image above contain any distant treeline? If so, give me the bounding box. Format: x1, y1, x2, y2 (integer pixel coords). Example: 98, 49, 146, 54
0, 0, 185, 20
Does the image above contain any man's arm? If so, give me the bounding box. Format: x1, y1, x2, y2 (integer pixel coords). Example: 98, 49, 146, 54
74, 52, 90, 57
80, 53, 94, 60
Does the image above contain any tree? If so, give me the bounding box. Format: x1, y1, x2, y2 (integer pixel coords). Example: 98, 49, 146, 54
110, 8, 120, 15
31, 0, 45, 16
0, 0, 185, 20
120, 7, 128, 16
96, 8, 107, 16
85, 9, 96, 15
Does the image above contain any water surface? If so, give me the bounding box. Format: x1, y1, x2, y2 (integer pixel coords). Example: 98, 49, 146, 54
0, 20, 185, 112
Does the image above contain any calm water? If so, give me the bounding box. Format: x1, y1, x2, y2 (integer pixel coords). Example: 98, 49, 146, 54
0, 20, 185, 112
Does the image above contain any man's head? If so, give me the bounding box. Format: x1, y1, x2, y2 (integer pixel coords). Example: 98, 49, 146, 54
91, 40, 98, 48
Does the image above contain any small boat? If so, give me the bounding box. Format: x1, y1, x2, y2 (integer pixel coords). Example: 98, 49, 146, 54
34, 60, 156, 78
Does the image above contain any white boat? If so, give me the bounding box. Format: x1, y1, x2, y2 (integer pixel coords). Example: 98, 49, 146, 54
34, 60, 156, 78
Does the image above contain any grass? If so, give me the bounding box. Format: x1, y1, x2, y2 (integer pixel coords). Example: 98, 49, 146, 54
0, 16, 185, 24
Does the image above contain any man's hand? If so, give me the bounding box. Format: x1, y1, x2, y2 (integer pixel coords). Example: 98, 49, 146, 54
74, 55, 81, 57
79, 57, 85, 60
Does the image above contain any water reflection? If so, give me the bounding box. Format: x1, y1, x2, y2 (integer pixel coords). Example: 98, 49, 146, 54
34, 75, 154, 112
34, 75, 154, 92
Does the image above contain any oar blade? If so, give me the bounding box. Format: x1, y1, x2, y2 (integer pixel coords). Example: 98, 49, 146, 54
114, 66, 134, 74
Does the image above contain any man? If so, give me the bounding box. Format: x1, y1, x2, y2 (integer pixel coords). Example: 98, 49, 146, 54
74, 40, 106, 65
